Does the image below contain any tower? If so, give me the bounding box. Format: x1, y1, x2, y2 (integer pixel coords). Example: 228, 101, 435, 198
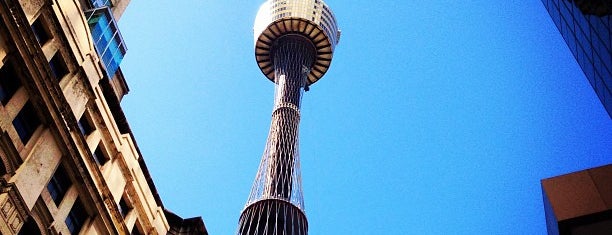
237, 0, 340, 234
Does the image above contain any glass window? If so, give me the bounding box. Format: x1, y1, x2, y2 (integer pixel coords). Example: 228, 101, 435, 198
560, 1, 572, 32
599, 27, 611, 53
583, 17, 593, 41
603, 50, 612, 78
576, 42, 587, 70
592, 35, 608, 74
130, 225, 143, 235
0, 158, 6, 176
49, 53, 68, 80
583, 59, 595, 87
594, 71, 610, 107
575, 21, 588, 47
551, 6, 561, 30
12, 102, 41, 144
47, 164, 71, 205
567, 27, 578, 56
118, 197, 131, 218
77, 114, 94, 136
551, 0, 559, 8
87, 7, 127, 78
600, 46, 612, 74
91, 0, 112, 8
604, 89, 612, 117
92, 145, 108, 166
31, 17, 51, 46
65, 199, 88, 235
0, 60, 22, 105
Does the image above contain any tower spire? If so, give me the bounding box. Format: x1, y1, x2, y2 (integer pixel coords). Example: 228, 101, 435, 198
237, 1, 340, 234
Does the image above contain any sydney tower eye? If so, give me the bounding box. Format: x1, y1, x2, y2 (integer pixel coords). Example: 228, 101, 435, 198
236, 0, 340, 235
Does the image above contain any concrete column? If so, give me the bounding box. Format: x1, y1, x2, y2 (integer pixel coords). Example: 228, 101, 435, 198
10, 129, 62, 209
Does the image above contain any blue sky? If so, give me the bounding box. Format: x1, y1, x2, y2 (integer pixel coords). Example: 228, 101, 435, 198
118, 1, 612, 234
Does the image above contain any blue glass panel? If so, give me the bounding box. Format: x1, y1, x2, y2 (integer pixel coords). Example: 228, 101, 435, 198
87, 7, 126, 78
559, 0, 572, 30
91, 0, 111, 8
551, 0, 558, 8
583, 17, 592, 42
576, 24, 587, 51
603, 61, 612, 91
65, 199, 87, 235
599, 25, 611, 54
559, 13, 567, 37
600, 51, 612, 77
551, 4, 561, 28
592, 32, 608, 76
582, 56, 595, 86
12, 102, 40, 144
570, 31, 578, 56
594, 70, 608, 104
605, 92, 612, 117
603, 15, 611, 29
47, 165, 71, 206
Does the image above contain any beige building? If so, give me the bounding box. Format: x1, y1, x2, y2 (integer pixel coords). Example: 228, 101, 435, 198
0, 0, 206, 234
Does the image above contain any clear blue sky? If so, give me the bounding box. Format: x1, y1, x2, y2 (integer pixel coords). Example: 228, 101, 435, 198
118, 1, 612, 234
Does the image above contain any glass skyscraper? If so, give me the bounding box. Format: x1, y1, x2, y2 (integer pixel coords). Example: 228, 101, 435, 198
541, 0, 611, 118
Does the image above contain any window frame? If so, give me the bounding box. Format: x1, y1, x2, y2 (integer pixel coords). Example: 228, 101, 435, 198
47, 164, 72, 206
0, 59, 23, 105
12, 101, 42, 144
65, 198, 88, 235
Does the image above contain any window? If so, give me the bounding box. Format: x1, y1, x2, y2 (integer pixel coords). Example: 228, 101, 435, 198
605, 90, 612, 116
0, 158, 6, 176
12, 101, 41, 144
130, 224, 143, 235
17, 217, 42, 235
31, 17, 51, 46
91, 0, 111, 8
118, 196, 131, 218
92, 145, 108, 166
65, 199, 88, 235
86, 7, 127, 78
47, 164, 72, 205
0, 61, 22, 105
49, 53, 68, 80
77, 114, 94, 136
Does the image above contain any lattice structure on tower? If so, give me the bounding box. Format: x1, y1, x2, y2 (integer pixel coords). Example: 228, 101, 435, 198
237, 1, 340, 235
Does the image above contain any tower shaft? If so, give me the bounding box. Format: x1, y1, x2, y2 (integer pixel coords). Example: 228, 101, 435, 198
238, 36, 314, 235
239, 0, 339, 234
263, 36, 315, 199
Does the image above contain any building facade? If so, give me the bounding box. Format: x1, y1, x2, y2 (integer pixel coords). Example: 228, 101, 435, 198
542, 164, 612, 235
0, 0, 205, 234
540, 1, 611, 234
541, 0, 611, 118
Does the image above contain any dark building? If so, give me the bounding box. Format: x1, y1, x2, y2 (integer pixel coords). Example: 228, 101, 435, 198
540, 1, 612, 234
165, 209, 208, 235
541, 0, 611, 118
542, 164, 612, 235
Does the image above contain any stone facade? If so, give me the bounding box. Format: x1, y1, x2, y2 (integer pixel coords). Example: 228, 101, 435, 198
0, 0, 206, 234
